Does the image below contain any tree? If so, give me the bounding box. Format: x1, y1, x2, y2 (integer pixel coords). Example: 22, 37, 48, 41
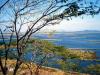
0, 0, 10, 10
0, 0, 100, 75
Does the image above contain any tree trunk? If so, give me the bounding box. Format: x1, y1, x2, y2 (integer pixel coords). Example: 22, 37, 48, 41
35, 65, 41, 75
0, 58, 8, 75
13, 60, 22, 75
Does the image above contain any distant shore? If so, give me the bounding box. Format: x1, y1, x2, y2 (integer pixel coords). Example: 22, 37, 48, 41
0, 45, 96, 60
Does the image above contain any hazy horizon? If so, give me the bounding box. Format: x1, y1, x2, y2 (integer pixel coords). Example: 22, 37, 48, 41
39, 14, 100, 32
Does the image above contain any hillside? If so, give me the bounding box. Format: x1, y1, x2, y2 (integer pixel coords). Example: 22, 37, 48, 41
0, 59, 91, 75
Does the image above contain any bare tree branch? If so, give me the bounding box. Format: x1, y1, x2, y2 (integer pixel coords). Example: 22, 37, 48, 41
0, 0, 10, 10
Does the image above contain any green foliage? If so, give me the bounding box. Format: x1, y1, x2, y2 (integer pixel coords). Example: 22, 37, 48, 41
53, 46, 80, 60
0, 39, 97, 74
56, 59, 81, 72
0, 42, 4, 45
85, 64, 100, 75
47, 0, 100, 22
0, 38, 93, 60
57, 60, 67, 71
0, 50, 4, 57
10, 41, 17, 45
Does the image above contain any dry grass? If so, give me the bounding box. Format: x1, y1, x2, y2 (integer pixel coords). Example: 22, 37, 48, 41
0, 45, 16, 50
0, 59, 90, 75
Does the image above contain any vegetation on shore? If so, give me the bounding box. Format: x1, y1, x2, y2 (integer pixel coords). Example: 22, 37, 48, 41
0, 39, 98, 75
0, 39, 96, 60
65, 49, 96, 60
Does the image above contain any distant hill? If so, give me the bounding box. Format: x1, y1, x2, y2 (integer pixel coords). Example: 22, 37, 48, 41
39, 30, 100, 33
76, 30, 100, 33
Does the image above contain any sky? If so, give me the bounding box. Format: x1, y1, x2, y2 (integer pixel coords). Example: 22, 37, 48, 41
40, 0, 100, 32
41, 14, 100, 32
0, 0, 100, 32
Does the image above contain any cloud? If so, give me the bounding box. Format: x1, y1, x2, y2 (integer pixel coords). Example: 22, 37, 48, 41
41, 15, 100, 31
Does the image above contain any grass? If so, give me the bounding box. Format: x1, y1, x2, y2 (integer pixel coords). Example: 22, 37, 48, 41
66, 49, 96, 60
0, 59, 90, 75
0, 45, 96, 60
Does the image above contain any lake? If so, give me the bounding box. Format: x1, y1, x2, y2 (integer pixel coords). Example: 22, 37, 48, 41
33, 31, 100, 58
0, 31, 100, 73
32, 31, 100, 71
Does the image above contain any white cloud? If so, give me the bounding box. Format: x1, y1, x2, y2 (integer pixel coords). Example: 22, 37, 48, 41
41, 15, 100, 31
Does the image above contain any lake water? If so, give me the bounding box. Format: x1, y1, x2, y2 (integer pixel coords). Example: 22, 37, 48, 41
0, 31, 100, 73
33, 31, 100, 58
32, 31, 100, 70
